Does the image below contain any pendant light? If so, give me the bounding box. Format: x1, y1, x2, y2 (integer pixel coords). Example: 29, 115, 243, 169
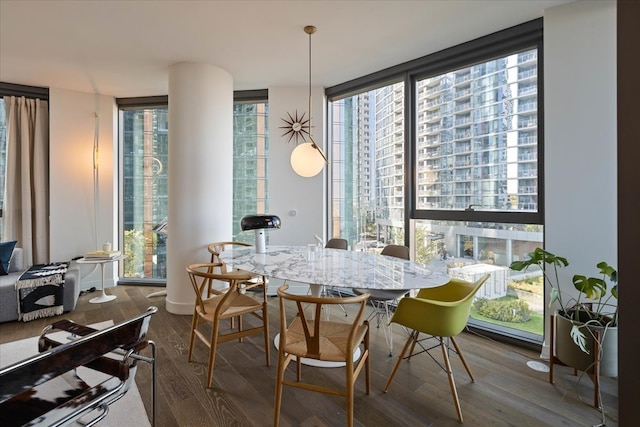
290, 25, 328, 178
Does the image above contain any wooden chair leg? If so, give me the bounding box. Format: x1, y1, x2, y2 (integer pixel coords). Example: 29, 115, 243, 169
273, 352, 290, 427
263, 303, 271, 367
346, 360, 355, 427
440, 339, 464, 423
365, 326, 371, 394
450, 336, 474, 382
384, 330, 417, 392
207, 321, 220, 388
408, 329, 420, 360
188, 314, 198, 362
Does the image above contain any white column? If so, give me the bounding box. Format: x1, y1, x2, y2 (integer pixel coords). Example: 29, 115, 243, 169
166, 63, 233, 315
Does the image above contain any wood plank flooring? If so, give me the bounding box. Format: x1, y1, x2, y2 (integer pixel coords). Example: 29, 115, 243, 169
0, 285, 618, 426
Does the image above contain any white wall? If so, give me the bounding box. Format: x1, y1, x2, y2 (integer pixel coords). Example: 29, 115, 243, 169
49, 88, 118, 290
267, 86, 326, 246
545, 1, 617, 293
543, 1, 617, 351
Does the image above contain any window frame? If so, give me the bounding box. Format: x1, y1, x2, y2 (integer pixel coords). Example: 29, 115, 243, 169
326, 18, 544, 244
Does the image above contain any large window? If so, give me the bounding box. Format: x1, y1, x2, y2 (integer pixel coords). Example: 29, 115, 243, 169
327, 20, 543, 344
119, 96, 269, 281
121, 105, 169, 280
329, 81, 405, 252
413, 49, 543, 341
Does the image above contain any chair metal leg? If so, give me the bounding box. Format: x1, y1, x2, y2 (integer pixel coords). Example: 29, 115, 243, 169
148, 341, 157, 427
365, 299, 394, 355
382, 301, 393, 355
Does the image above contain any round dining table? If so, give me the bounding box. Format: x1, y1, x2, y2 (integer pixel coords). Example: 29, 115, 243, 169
218, 244, 450, 293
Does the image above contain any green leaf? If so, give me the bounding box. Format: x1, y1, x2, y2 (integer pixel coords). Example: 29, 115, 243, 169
509, 260, 528, 271
572, 275, 607, 299
549, 288, 560, 306
597, 261, 617, 285
570, 324, 589, 354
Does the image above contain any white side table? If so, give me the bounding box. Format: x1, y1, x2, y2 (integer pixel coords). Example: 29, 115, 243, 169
77, 255, 126, 303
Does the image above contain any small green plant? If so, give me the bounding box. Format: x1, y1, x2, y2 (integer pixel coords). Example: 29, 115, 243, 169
510, 247, 617, 353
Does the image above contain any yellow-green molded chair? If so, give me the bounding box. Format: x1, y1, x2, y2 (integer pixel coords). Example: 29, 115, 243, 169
383, 274, 490, 423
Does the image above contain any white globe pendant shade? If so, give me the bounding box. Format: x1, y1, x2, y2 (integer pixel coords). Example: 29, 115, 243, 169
290, 143, 325, 177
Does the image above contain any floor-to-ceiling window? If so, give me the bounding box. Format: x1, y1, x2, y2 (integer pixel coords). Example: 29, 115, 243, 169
412, 48, 543, 342
118, 93, 269, 282
327, 20, 543, 344
329, 81, 405, 252
120, 102, 169, 281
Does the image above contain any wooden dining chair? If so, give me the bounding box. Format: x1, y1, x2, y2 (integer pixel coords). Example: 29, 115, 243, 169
186, 262, 270, 388
383, 274, 490, 423
274, 284, 370, 427
207, 241, 266, 294
353, 244, 411, 355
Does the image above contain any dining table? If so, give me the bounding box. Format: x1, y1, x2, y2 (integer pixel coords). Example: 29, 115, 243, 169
219, 244, 450, 367
218, 244, 450, 295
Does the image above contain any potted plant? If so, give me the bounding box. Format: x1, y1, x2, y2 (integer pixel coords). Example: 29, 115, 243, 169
510, 248, 618, 380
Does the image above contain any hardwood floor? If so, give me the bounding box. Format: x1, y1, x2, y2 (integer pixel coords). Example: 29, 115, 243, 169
0, 285, 618, 426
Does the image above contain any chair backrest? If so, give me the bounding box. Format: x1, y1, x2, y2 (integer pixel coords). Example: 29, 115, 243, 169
208, 241, 252, 266
381, 244, 410, 260
187, 262, 254, 316
325, 238, 348, 250
277, 284, 369, 360
391, 274, 489, 337
0, 306, 157, 403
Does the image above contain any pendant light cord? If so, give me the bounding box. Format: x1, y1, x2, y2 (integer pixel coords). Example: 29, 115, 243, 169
308, 27, 312, 132
303, 25, 327, 163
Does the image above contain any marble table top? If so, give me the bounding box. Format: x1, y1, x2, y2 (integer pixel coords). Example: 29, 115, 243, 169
218, 245, 450, 290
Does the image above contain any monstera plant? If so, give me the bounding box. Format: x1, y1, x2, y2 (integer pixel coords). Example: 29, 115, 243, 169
511, 248, 617, 350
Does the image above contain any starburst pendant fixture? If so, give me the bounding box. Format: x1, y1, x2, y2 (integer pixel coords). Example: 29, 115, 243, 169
289, 25, 328, 178
280, 110, 310, 145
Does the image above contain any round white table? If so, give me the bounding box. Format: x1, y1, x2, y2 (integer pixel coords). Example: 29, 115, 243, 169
76, 255, 125, 303
218, 245, 450, 292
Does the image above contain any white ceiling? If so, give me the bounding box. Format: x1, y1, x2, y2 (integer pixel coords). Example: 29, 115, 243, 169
0, 0, 573, 98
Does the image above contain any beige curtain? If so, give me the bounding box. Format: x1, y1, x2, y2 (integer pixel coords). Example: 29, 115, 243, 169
2, 96, 49, 266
